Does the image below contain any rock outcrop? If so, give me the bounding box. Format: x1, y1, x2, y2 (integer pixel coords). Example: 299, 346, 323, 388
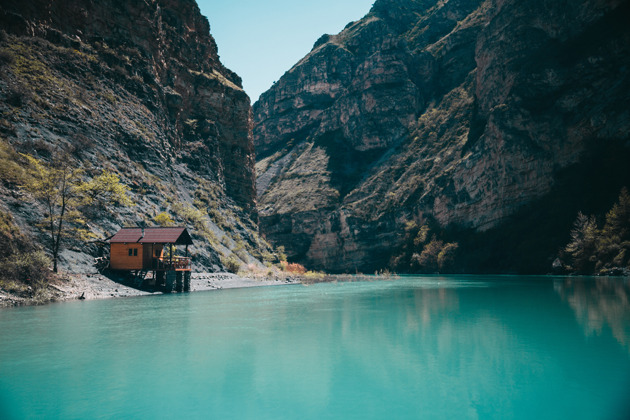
254, 0, 630, 273
0, 0, 271, 272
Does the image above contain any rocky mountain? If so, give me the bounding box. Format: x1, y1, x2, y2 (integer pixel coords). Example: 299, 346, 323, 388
254, 0, 630, 273
0, 0, 274, 273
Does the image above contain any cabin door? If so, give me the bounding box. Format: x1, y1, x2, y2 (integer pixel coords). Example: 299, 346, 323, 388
143, 244, 153, 269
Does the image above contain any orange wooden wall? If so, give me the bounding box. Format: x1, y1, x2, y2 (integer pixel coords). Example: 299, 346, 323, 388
110, 243, 144, 270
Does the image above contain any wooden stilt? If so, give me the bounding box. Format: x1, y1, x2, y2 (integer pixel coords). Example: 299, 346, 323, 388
184, 271, 191, 292
164, 271, 176, 293
175, 271, 183, 293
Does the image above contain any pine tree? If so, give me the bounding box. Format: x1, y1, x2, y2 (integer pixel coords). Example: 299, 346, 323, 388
597, 187, 630, 271
565, 212, 599, 274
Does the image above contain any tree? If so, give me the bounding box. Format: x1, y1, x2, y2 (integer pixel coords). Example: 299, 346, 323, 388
564, 212, 599, 274
561, 188, 630, 274
438, 242, 459, 271
394, 220, 459, 273
597, 187, 630, 270
22, 154, 132, 273
414, 237, 444, 272
22, 153, 85, 273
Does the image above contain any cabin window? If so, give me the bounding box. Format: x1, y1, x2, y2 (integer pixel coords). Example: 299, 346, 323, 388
129, 248, 138, 256
155, 249, 160, 257
128, 249, 133, 256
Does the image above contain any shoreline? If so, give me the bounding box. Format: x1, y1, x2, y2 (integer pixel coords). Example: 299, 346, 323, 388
0, 272, 301, 308
5, 272, 623, 308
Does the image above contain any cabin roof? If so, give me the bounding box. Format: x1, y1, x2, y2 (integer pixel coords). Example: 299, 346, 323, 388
109, 227, 193, 245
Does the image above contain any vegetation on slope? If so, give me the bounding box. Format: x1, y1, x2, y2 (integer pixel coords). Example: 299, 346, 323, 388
560, 188, 630, 275
0, 210, 50, 295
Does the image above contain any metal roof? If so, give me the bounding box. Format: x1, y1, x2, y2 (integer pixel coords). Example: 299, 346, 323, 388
109, 227, 193, 245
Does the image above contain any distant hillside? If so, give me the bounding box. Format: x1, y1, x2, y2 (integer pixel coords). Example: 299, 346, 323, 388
0, 0, 276, 274
254, 0, 630, 273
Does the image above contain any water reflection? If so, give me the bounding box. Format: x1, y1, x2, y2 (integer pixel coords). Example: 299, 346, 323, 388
410, 282, 459, 329
554, 277, 630, 351
2, 278, 630, 419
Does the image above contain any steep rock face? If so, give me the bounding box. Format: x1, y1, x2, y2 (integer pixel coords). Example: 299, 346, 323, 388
0, 0, 270, 271
1, 0, 256, 213
254, 0, 630, 273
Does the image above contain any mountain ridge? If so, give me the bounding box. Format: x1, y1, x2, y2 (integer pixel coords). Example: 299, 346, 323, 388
253, 0, 630, 273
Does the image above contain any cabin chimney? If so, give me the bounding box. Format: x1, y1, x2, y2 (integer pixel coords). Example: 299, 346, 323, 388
140, 221, 145, 238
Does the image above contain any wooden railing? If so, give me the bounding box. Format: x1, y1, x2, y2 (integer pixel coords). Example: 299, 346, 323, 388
153, 256, 191, 271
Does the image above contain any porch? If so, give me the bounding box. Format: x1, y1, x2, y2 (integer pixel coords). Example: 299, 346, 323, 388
152, 256, 192, 271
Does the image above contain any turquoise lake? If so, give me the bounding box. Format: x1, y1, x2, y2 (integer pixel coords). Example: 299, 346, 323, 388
1, 275, 629, 419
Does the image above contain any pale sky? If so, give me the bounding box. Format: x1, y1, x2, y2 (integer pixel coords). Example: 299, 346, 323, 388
196, 0, 375, 103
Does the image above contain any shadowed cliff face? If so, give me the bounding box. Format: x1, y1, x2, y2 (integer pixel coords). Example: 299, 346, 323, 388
0, 0, 269, 271
254, 0, 630, 273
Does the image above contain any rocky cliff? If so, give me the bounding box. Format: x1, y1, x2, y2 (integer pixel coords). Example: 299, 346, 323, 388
0, 0, 274, 273
254, 0, 630, 273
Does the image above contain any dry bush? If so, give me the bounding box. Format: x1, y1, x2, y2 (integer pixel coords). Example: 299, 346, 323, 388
280, 261, 307, 275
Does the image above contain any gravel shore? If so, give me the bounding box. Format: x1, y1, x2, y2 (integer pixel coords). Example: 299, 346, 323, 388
0, 272, 300, 308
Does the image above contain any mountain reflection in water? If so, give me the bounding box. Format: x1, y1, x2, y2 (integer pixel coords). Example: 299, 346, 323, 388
555, 277, 630, 351
1, 276, 629, 420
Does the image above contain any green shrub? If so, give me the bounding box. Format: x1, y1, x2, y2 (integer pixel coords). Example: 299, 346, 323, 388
276, 245, 287, 262
222, 256, 241, 273
209, 208, 227, 228
0, 250, 51, 288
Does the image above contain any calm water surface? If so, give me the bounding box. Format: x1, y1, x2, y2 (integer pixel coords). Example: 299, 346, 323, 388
1, 275, 629, 419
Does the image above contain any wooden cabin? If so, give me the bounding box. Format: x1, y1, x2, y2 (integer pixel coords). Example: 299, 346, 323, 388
108, 226, 194, 293
109, 226, 193, 271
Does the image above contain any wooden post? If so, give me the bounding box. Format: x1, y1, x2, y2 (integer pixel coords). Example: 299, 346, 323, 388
176, 271, 183, 293
165, 271, 176, 293
169, 243, 173, 269
184, 271, 191, 292
156, 271, 165, 287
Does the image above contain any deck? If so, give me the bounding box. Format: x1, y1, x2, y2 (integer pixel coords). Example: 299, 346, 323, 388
152, 256, 192, 272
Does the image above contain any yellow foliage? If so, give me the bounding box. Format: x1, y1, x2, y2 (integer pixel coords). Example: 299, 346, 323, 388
79, 170, 133, 207
153, 212, 175, 227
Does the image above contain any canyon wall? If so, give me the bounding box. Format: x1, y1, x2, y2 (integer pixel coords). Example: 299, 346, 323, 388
254, 0, 630, 273
0, 0, 271, 272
